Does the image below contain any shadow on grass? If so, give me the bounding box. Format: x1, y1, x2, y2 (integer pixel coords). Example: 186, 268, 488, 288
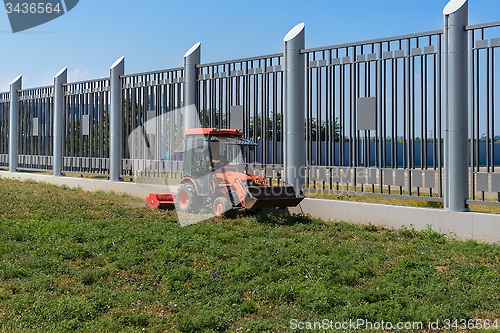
253, 211, 321, 227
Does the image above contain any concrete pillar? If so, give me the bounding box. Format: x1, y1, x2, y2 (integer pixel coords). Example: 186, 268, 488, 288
284, 23, 306, 195
110, 56, 124, 182
183, 42, 201, 134
53, 67, 67, 176
9, 75, 21, 173
443, 0, 468, 212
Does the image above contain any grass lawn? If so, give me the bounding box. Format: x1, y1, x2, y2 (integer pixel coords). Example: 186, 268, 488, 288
1, 177, 500, 332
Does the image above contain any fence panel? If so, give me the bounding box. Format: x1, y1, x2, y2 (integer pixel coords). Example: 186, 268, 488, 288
17, 86, 54, 171
303, 30, 443, 199
468, 22, 500, 202
63, 78, 110, 175
121, 68, 184, 180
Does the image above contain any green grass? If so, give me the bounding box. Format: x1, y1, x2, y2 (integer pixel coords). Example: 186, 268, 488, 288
1, 177, 500, 332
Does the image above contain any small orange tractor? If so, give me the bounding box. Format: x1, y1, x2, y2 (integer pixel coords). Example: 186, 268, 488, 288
146, 128, 303, 217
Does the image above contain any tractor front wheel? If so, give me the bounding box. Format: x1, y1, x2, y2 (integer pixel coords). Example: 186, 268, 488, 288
212, 196, 231, 217
176, 185, 198, 213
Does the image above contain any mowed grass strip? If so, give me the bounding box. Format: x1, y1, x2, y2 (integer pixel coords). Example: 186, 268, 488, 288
0, 177, 500, 332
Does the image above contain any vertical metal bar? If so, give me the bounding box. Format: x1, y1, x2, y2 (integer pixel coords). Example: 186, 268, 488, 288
486, 46, 490, 173
437, 34, 443, 198
475, 46, 480, 175
367, 46, 371, 169
412, 42, 417, 172
264, 62, 269, 164
421, 46, 425, 171
393, 47, 398, 172
406, 38, 412, 196
424, 49, 428, 172
467, 31, 475, 201
280, 58, 284, 166
273, 64, 278, 164
305, 53, 310, 169
352, 46, 357, 177
340, 52, 346, 186
317, 53, 321, 168
492, 47, 495, 173
383, 50, 387, 170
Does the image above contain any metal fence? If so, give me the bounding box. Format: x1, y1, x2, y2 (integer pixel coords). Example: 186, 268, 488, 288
2, 19, 500, 206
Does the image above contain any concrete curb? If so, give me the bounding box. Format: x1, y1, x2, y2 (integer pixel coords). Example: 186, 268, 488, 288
290, 198, 500, 244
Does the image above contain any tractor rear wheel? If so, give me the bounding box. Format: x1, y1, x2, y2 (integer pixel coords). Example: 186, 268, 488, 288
212, 196, 231, 217
176, 185, 199, 213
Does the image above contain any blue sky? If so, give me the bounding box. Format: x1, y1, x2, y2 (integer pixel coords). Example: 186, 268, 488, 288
1, 0, 499, 91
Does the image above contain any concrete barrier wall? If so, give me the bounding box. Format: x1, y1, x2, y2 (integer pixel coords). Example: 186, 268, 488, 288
290, 198, 500, 244
2, 170, 499, 244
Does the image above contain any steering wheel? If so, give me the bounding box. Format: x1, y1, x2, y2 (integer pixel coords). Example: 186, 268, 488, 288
200, 159, 211, 173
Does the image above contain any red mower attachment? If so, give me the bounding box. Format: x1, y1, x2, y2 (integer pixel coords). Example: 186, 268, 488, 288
146, 193, 176, 209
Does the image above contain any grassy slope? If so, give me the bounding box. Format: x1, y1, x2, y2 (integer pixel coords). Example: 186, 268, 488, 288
0, 178, 500, 332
